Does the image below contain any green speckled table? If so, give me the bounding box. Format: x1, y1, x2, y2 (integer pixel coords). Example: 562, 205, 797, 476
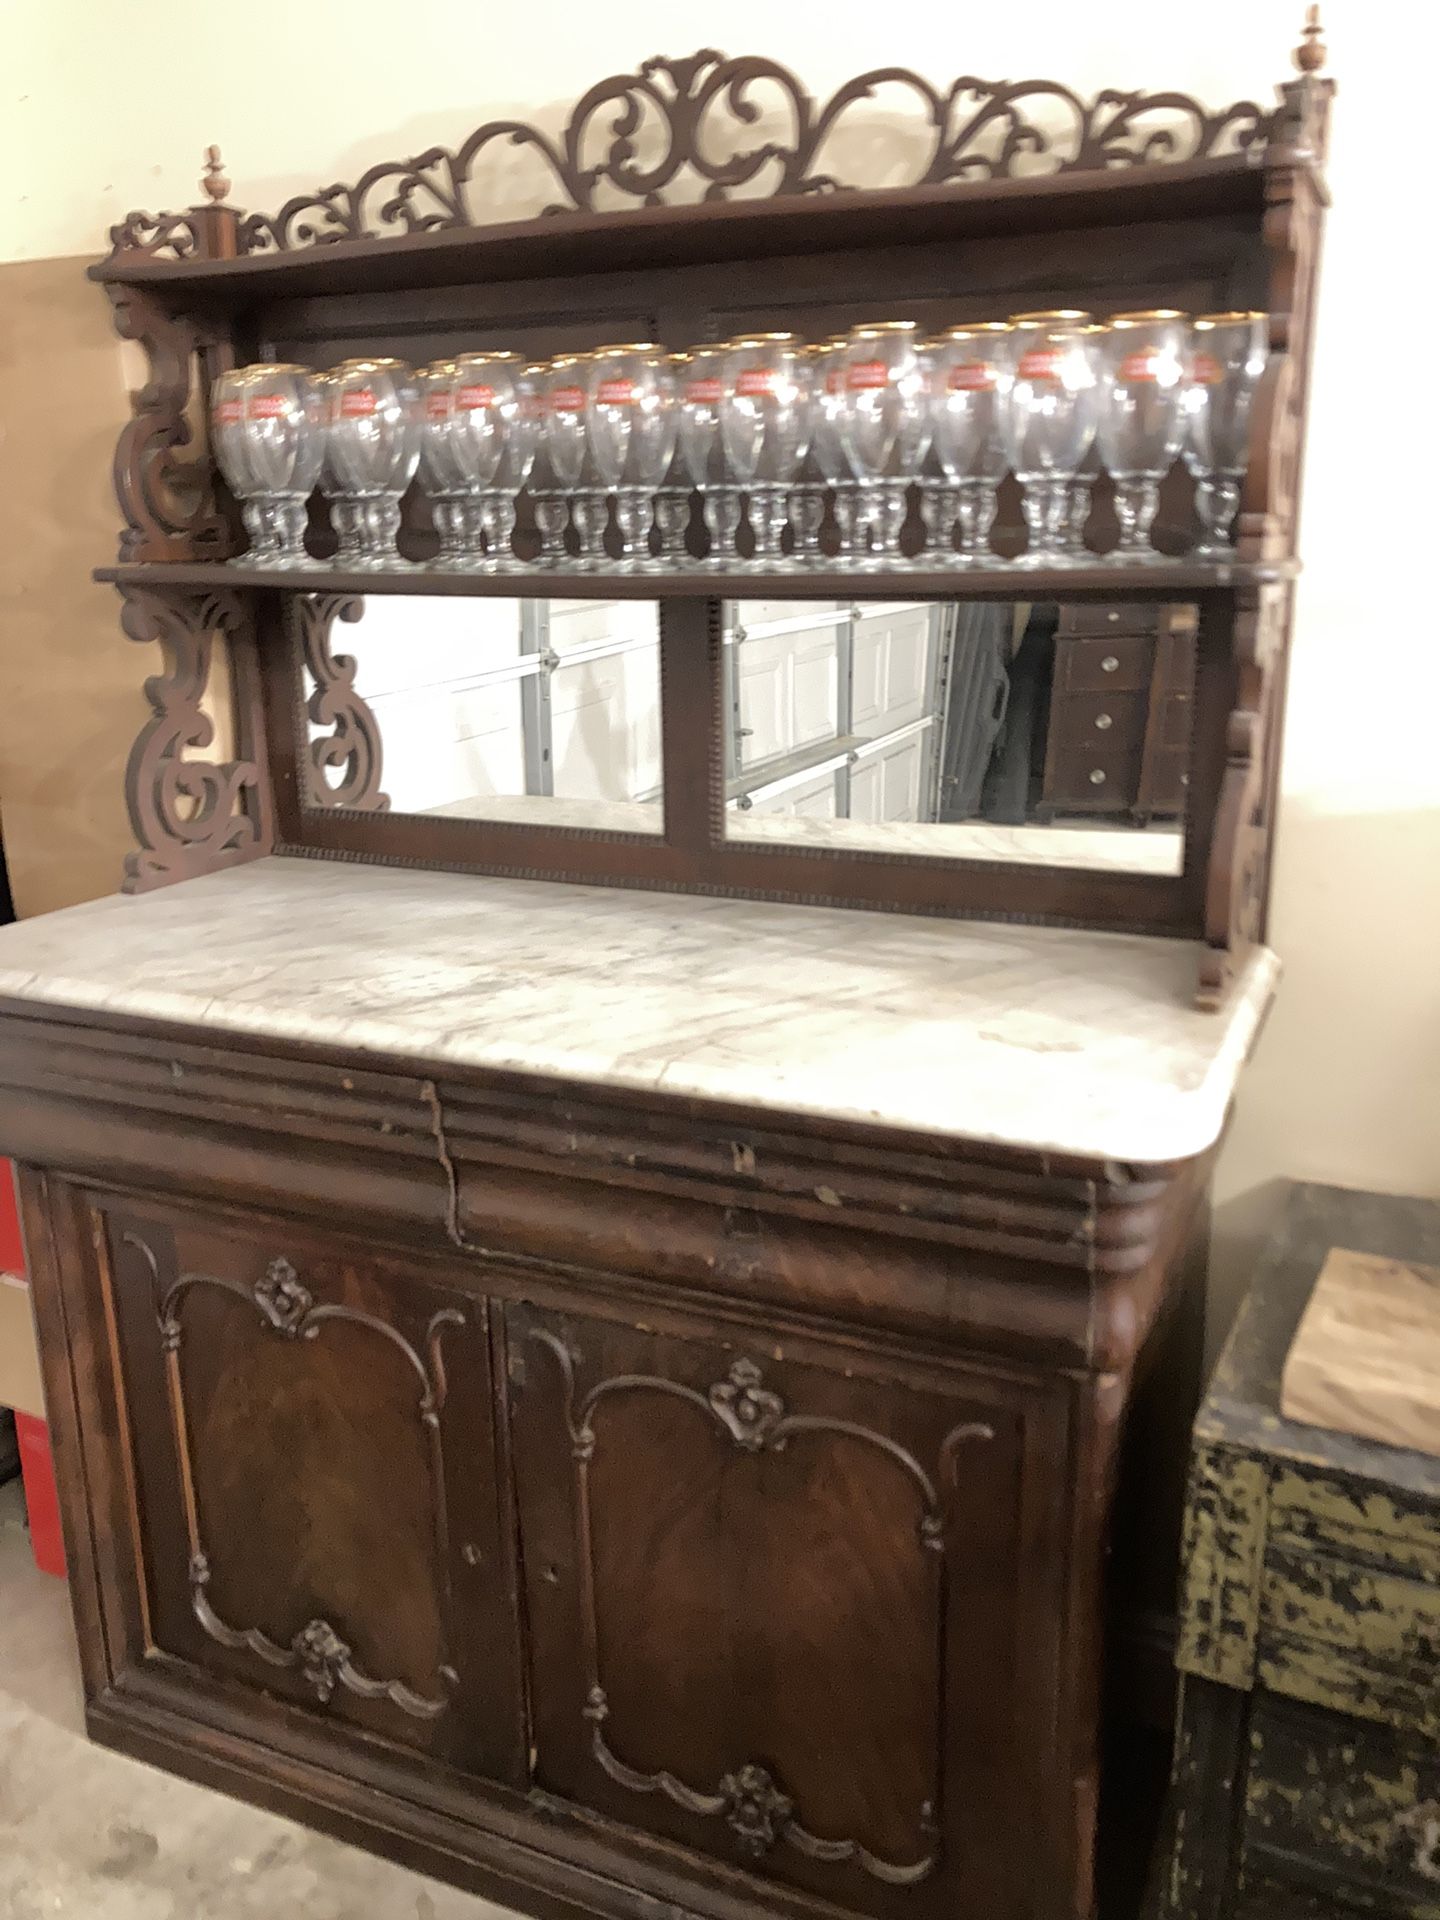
1157, 1182, 1440, 1920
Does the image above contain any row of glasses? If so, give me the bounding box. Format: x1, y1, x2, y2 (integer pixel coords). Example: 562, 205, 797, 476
210, 312, 1268, 573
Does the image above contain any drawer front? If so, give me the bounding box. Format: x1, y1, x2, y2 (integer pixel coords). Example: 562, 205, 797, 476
1052, 688, 1149, 749
1243, 1698, 1440, 1918
1058, 633, 1155, 693
1056, 604, 1164, 638
1042, 743, 1144, 809
1259, 1469, 1440, 1739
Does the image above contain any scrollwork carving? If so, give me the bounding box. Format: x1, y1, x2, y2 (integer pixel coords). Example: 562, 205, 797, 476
122, 1229, 464, 1722
530, 1325, 991, 1881
119, 586, 273, 894
101, 44, 1309, 267
293, 596, 390, 812
107, 286, 230, 562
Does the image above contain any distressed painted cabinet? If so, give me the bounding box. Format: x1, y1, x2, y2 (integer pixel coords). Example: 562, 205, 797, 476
1159, 1183, 1440, 1920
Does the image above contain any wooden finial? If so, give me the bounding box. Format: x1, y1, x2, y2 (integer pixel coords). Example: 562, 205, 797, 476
200, 145, 231, 204
1294, 6, 1326, 73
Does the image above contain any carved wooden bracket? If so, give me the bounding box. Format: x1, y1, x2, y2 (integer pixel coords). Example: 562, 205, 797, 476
1197, 587, 1285, 1011
119, 585, 273, 894
107, 285, 232, 564
294, 595, 390, 812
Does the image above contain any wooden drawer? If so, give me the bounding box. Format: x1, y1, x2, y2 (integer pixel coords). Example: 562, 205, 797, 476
1259, 1469, 1440, 1740
1056, 604, 1164, 638
1051, 689, 1148, 748
1242, 1697, 1440, 1918
1057, 633, 1155, 693
1042, 743, 1144, 809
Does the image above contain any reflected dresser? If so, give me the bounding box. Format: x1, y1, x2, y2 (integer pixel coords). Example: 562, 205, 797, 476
0, 20, 1332, 1920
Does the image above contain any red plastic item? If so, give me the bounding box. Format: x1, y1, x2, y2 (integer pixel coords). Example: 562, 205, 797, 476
15, 1412, 66, 1578
0, 1158, 22, 1274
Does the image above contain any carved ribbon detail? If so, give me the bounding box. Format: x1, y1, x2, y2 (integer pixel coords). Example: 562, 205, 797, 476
101, 48, 1309, 265
532, 1328, 991, 1880
124, 1230, 463, 1720
119, 586, 273, 894
293, 595, 390, 811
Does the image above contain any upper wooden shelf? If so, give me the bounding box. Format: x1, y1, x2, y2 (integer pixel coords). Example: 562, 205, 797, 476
96, 557, 1299, 603
89, 156, 1302, 303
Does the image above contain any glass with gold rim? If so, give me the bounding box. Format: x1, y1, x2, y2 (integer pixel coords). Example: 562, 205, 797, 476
585, 343, 678, 571
1187, 312, 1269, 558
1002, 312, 1099, 569
1096, 310, 1190, 563
720, 333, 812, 571
925, 323, 1014, 567
837, 320, 932, 570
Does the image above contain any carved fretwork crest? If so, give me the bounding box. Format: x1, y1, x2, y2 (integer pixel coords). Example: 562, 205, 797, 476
102, 41, 1332, 268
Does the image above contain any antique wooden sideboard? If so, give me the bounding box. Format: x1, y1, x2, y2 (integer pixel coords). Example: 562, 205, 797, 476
0, 20, 1330, 1920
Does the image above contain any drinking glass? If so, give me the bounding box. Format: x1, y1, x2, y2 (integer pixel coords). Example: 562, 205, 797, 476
807, 337, 867, 565
925, 323, 1014, 567
1002, 312, 1100, 569
438, 352, 535, 574
320, 358, 422, 570
1187, 312, 1269, 558
1096, 310, 1190, 563
673, 346, 733, 569
720, 333, 811, 571
538, 354, 594, 566
211, 363, 325, 570
521, 361, 568, 568
417, 359, 480, 568
838, 321, 932, 570
585, 344, 678, 570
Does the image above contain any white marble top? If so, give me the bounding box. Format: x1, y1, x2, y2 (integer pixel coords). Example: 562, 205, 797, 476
0, 859, 1278, 1165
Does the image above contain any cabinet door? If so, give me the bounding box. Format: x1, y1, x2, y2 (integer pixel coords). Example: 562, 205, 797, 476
102, 1202, 524, 1782
506, 1302, 1073, 1919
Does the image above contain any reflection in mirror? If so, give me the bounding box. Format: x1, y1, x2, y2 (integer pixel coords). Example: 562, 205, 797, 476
303, 597, 663, 832
722, 601, 1193, 876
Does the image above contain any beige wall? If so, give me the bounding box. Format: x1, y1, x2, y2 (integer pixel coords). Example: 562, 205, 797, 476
0, 1, 1434, 1326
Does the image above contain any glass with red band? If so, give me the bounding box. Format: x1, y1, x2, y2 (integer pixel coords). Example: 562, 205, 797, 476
1185, 313, 1269, 559
319, 358, 422, 570
1002, 313, 1100, 570
1095, 311, 1190, 564
211, 364, 325, 570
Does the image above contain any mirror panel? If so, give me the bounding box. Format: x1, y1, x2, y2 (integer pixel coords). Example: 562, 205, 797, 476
723, 599, 1192, 876
302, 596, 664, 833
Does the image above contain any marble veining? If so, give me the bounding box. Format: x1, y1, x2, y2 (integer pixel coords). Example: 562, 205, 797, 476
0, 859, 1278, 1163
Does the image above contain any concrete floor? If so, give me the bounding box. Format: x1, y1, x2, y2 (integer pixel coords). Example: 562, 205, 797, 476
0, 1478, 511, 1919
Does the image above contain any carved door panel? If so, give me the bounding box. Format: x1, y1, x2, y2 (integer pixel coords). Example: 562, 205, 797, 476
102, 1202, 524, 1782
506, 1302, 1071, 1919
